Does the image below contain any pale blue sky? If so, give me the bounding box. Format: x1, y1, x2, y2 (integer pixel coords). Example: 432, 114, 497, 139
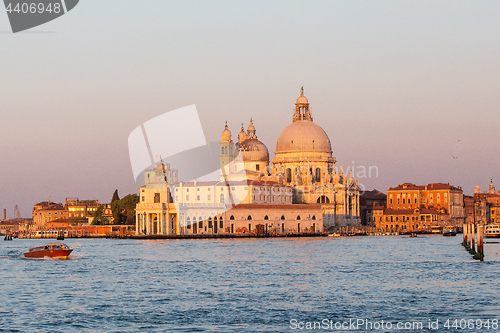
1, 1, 500, 217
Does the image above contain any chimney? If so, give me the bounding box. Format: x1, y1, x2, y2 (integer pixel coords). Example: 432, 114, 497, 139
3, 209, 5, 220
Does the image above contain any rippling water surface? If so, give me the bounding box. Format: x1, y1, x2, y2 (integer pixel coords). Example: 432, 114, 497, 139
1, 235, 500, 332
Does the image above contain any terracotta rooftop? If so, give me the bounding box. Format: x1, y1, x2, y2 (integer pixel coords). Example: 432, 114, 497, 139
38, 204, 66, 211
388, 182, 462, 191
388, 183, 426, 191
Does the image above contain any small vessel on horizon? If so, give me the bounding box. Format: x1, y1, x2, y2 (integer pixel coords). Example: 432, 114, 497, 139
442, 226, 457, 237
24, 242, 73, 259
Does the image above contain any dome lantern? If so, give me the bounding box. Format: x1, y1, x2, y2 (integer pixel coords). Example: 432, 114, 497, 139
275, 88, 331, 153
293, 86, 313, 122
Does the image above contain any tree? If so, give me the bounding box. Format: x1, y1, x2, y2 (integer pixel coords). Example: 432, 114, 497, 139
111, 189, 120, 203
92, 205, 105, 225
111, 194, 140, 225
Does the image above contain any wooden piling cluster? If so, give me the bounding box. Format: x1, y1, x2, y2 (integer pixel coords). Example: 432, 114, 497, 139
462, 223, 484, 261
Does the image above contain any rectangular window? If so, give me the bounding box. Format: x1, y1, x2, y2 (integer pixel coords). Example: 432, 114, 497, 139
256, 164, 260, 171
197, 195, 200, 201
208, 195, 211, 201
186, 195, 189, 201
154, 193, 160, 203
142, 196, 145, 202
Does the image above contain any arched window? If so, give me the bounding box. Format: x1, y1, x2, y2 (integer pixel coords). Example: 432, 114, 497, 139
264, 215, 269, 220
221, 147, 224, 154
315, 168, 321, 183
198, 217, 203, 228
186, 217, 191, 229
247, 215, 252, 220
312, 215, 316, 220
225, 147, 228, 154
230, 215, 235, 220
286, 168, 292, 183
208, 217, 213, 228
296, 215, 301, 220
281, 215, 285, 220
317, 196, 330, 204
219, 216, 224, 229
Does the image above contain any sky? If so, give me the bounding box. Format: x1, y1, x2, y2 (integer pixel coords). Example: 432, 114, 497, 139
1, 0, 500, 218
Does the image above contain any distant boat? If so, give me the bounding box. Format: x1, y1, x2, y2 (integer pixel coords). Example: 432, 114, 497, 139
443, 226, 457, 237
24, 242, 73, 259
431, 226, 442, 234
409, 233, 417, 238
485, 224, 500, 238
328, 233, 341, 237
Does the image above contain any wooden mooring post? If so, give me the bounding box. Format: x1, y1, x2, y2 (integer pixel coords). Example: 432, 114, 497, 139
462, 223, 484, 261
478, 225, 484, 262
471, 223, 475, 251
463, 223, 468, 246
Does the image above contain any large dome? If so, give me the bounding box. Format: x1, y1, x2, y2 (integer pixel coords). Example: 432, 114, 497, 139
276, 120, 332, 153
239, 138, 269, 162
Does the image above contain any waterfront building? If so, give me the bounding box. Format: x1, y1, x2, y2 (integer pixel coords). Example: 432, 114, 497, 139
66, 198, 100, 219
464, 180, 500, 225
359, 189, 387, 226
0, 220, 21, 235
374, 182, 465, 232
33, 202, 69, 229
32, 198, 111, 229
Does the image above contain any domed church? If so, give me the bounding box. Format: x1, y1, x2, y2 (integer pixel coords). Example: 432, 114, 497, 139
219, 88, 361, 228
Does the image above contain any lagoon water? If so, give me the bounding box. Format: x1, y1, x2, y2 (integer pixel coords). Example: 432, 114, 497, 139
1, 235, 500, 332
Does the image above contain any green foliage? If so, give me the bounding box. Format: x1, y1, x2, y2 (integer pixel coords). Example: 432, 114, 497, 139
92, 205, 105, 225
111, 189, 120, 203
111, 194, 140, 225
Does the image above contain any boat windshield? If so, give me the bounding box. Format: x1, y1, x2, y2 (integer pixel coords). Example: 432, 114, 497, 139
30, 247, 46, 252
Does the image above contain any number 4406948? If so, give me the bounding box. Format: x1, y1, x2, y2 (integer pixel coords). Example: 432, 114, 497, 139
444, 319, 498, 330
6, 3, 62, 14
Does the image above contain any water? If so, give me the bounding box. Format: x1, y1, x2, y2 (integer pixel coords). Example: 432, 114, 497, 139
1, 235, 500, 332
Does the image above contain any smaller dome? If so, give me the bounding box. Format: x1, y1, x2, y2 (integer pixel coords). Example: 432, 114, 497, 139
239, 138, 269, 162
221, 123, 231, 142
296, 95, 308, 104
238, 124, 248, 142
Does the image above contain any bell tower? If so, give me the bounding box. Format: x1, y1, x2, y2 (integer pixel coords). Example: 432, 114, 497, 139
219, 122, 233, 180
